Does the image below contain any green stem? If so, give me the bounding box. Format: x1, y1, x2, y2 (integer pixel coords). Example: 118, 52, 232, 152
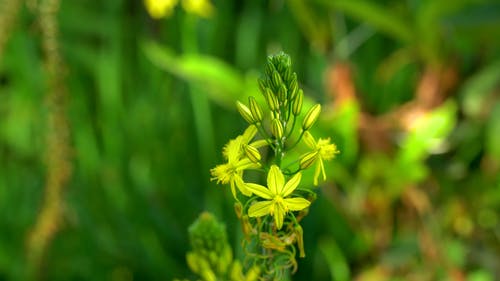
256, 122, 276, 149
182, 15, 215, 182
285, 114, 297, 139
288, 129, 305, 150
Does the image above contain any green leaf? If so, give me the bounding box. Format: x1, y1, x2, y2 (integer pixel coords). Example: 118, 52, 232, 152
467, 270, 495, 281
398, 100, 457, 163
142, 41, 256, 108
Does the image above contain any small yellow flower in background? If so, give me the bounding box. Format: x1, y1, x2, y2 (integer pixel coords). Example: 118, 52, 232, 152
144, 0, 178, 19
300, 131, 339, 186
246, 165, 310, 230
211, 126, 260, 198
144, 0, 214, 19
181, 0, 214, 18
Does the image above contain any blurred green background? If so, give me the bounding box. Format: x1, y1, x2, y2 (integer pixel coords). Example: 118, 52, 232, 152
1, 0, 500, 280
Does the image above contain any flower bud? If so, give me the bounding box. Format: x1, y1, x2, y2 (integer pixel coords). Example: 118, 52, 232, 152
265, 60, 276, 78
277, 60, 286, 74
245, 266, 261, 281
292, 89, 303, 116
258, 78, 267, 94
236, 101, 254, 124
271, 70, 282, 89
244, 144, 261, 163
289, 74, 298, 100
299, 151, 318, 170
200, 264, 216, 281
295, 225, 306, 258
283, 53, 291, 68
208, 251, 218, 266
265, 88, 279, 112
248, 96, 263, 123
284, 67, 292, 84
186, 252, 200, 273
233, 204, 243, 221
302, 104, 321, 130
278, 84, 287, 102
270, 111, 278, 120
271, 119, 284, 139
240, 215, 253, 241
217, 245, 232, 274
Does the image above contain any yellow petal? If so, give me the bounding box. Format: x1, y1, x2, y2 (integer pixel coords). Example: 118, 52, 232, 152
284, 197, 310, 211
235, 176, 252, 196
267, 165, 284, 195
274, 204, 285, 229
223, 137, 242, 162
320, 158, 326, 181
245, 183, 273, 199
242, 125, 258, 143
313, 160, 322, 186
303, 131, 316, 149
181, 0, 214, 18
248, 201, 272, 217
144, 0, 178, 19
250, 139, 268, 149
236, 158, 260, 171
281, 172, 302, 197
229, 179, 237, 199
312, 159, 326, 186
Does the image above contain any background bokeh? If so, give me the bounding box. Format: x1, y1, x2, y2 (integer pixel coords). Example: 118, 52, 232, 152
1, 0, 500, 280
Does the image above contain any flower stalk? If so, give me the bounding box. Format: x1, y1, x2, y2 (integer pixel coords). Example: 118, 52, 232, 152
211, 52, 339, 280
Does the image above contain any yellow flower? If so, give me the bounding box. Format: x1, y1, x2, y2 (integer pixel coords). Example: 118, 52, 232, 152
211, 126, 259, 198
144, 0, 178, 19
300, 131, 339, 186
246, 165, 310, 230
181, 0, 214, 18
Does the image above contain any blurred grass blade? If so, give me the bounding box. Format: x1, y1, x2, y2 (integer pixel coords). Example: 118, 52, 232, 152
486, 102, 500, 161
415, 0, 490, 64
461, 59, 500, 118
316, 0, 413, 43
142, 41, 245, 108
319, 238, 350, 281
287, 0, 331, 52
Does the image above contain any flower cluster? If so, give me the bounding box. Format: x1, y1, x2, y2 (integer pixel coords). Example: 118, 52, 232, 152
175, 212, 260, 281
211, 52, 339, 279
